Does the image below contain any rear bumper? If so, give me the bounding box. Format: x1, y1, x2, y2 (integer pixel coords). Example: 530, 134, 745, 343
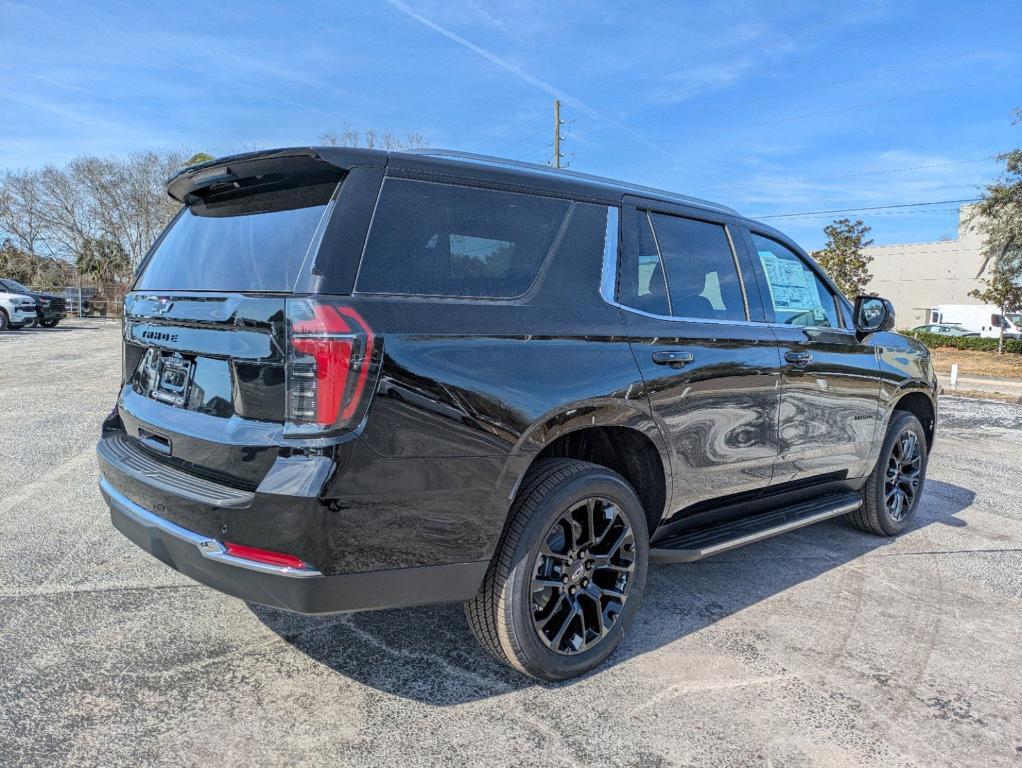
99, 473, 488, 615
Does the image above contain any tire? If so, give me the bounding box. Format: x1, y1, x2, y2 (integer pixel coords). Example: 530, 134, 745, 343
847, 411, 928, 536
465, 459, 649, 680
0, 309, 8, 331
41, 318, 60, 328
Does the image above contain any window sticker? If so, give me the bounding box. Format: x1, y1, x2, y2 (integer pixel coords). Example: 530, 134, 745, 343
758, 251, 824, 312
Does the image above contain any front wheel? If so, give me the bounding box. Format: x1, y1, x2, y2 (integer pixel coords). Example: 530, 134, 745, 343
40, 318, 60, 328
848, 411, 928, 536
465, 459, 649, 680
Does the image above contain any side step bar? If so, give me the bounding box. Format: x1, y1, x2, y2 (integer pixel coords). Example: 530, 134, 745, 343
649, 491, 862, 563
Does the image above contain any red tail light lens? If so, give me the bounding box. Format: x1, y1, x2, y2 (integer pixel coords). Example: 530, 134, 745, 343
285, 298, 378, 434
224, 542, 310, 570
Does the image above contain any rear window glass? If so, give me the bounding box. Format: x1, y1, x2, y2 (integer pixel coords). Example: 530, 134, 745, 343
135, 180, 337, 292
355, 179, 570, 298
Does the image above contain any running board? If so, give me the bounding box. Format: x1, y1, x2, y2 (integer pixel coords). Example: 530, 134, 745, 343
649, 491, 862, 563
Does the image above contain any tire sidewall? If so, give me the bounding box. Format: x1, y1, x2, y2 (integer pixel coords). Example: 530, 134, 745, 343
870, 412, 928, 535
504, 468, 649, 680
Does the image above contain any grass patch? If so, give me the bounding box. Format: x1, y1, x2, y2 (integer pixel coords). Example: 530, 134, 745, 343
930, 347, 1022, 379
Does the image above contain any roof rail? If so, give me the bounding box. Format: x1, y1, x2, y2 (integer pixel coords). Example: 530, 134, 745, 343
403, 148, 738, 215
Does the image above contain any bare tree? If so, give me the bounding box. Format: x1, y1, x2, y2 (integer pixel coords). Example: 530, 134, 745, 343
319, 124, 428, 151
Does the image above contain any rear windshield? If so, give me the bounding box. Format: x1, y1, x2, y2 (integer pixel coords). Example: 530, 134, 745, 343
136, 180, 337, 292
355, 179, 570, 298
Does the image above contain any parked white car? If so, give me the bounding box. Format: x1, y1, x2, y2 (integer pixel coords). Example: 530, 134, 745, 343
0, 287, 37, 330
929, 304, 1022, 339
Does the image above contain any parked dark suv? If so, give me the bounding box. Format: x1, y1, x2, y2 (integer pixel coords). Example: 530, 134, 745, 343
97, 148, 937, 680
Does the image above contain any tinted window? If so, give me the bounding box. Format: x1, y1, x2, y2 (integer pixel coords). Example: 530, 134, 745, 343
136, 181, 337, 292
356, 179, 570, 298
649, 213, 745, 321
618, 212, 670, 315
751, 233, 840, 328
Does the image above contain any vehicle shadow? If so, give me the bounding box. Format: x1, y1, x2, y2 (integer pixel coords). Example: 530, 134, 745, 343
250, 479, 973, 705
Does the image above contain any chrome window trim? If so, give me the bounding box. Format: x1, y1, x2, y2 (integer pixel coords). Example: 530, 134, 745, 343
599, 205, 619, 300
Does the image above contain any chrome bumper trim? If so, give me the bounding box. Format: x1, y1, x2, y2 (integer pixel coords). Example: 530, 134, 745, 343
99, 475, 323, 579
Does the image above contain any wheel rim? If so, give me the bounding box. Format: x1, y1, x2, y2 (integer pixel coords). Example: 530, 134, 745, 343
530, 497, 636, 656
884, 429, 922, 521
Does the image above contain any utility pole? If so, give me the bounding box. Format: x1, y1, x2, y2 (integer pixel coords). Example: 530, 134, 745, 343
553, 98, 563, 169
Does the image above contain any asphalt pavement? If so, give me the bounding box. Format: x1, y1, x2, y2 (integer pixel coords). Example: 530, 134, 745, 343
1, 320, 1020, 767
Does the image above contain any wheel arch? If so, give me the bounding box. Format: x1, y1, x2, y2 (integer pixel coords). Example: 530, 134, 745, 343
890, 388, 936, 450
492, 401, 673, 540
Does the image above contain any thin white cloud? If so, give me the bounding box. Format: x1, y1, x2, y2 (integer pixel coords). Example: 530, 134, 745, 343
383, 0, 683, 162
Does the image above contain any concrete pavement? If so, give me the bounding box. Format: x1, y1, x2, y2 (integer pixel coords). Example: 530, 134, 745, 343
2, 321, 1020, 767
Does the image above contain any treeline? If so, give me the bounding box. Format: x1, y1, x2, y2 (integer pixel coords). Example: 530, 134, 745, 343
0, 150, 213, 291
0, 126, 427, 294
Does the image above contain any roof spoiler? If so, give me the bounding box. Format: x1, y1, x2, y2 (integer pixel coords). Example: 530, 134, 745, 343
165, 146, 387, 204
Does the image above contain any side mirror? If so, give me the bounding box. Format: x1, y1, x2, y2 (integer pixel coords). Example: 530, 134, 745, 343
853, 295, 895, 335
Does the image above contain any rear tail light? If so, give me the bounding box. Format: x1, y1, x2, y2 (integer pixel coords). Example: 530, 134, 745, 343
285, 297, 380, 435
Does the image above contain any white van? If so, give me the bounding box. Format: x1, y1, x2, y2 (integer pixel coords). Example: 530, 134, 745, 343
930, 304, 1022, 339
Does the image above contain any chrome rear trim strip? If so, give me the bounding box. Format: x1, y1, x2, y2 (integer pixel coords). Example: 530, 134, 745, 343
99, 475, 323, 578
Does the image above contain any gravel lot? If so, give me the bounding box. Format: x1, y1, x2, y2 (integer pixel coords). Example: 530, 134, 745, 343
2, 321, 1021, 767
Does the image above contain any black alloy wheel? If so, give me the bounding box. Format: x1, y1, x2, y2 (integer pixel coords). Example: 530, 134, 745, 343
884, 428, 922, 522
530, 497, 636, 655
465, 459, 649, 680
848, 410, 928, 536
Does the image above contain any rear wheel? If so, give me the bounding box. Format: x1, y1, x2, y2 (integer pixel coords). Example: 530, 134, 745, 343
848, 411, 928, 536
465, 459, 648, 680
41, 318, 60, 328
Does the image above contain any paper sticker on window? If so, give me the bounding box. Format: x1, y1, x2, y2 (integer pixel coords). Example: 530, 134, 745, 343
758, 251, 824, 312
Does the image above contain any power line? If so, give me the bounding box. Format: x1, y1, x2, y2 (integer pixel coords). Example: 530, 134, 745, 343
742, 74, 1019, 131
698, 158, 996, 193
492, 123, 549, 155
754, 198, 980, 219
708, 41, 1018, 113
464, 111, 546, 152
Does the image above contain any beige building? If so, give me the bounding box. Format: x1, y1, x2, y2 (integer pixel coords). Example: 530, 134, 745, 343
863, 205, 989, 328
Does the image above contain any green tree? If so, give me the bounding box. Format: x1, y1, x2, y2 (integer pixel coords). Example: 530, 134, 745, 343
812, 218, 874, 298
967, 113, 1022, 354
185, 152, 215, 166
76, 236, 130, 284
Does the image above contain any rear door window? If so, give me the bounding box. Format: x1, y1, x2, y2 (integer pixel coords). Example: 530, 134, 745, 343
651, 213, 746, 321
136, 180, 338, 292
355, 179, 570, 298
617, 210, 746, 321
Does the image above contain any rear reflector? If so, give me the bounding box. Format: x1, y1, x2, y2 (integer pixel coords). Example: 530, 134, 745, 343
223, 542, 310, 570
285, 298, 379, 435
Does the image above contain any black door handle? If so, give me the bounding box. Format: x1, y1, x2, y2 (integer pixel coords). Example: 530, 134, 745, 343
784, 350, 813, 366
652, 350, 694, 367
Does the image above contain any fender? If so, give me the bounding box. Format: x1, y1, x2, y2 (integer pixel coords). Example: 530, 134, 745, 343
485, 397, 674, 539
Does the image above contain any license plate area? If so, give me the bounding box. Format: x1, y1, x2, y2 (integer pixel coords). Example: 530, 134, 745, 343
152, 353, 194, 406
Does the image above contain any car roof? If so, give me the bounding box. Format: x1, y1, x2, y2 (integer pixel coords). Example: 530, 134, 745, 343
167, 146, 742, 219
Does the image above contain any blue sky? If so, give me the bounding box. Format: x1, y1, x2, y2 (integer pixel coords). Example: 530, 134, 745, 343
1, 0, 1019, 249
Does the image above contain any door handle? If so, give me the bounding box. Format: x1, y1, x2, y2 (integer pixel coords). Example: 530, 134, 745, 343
784, 350, 813, 366
652, 350, 694, 367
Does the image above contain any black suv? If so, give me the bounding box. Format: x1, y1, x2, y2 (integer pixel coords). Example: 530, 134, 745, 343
0, 278, 66, 327
97, 148, 936, 680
